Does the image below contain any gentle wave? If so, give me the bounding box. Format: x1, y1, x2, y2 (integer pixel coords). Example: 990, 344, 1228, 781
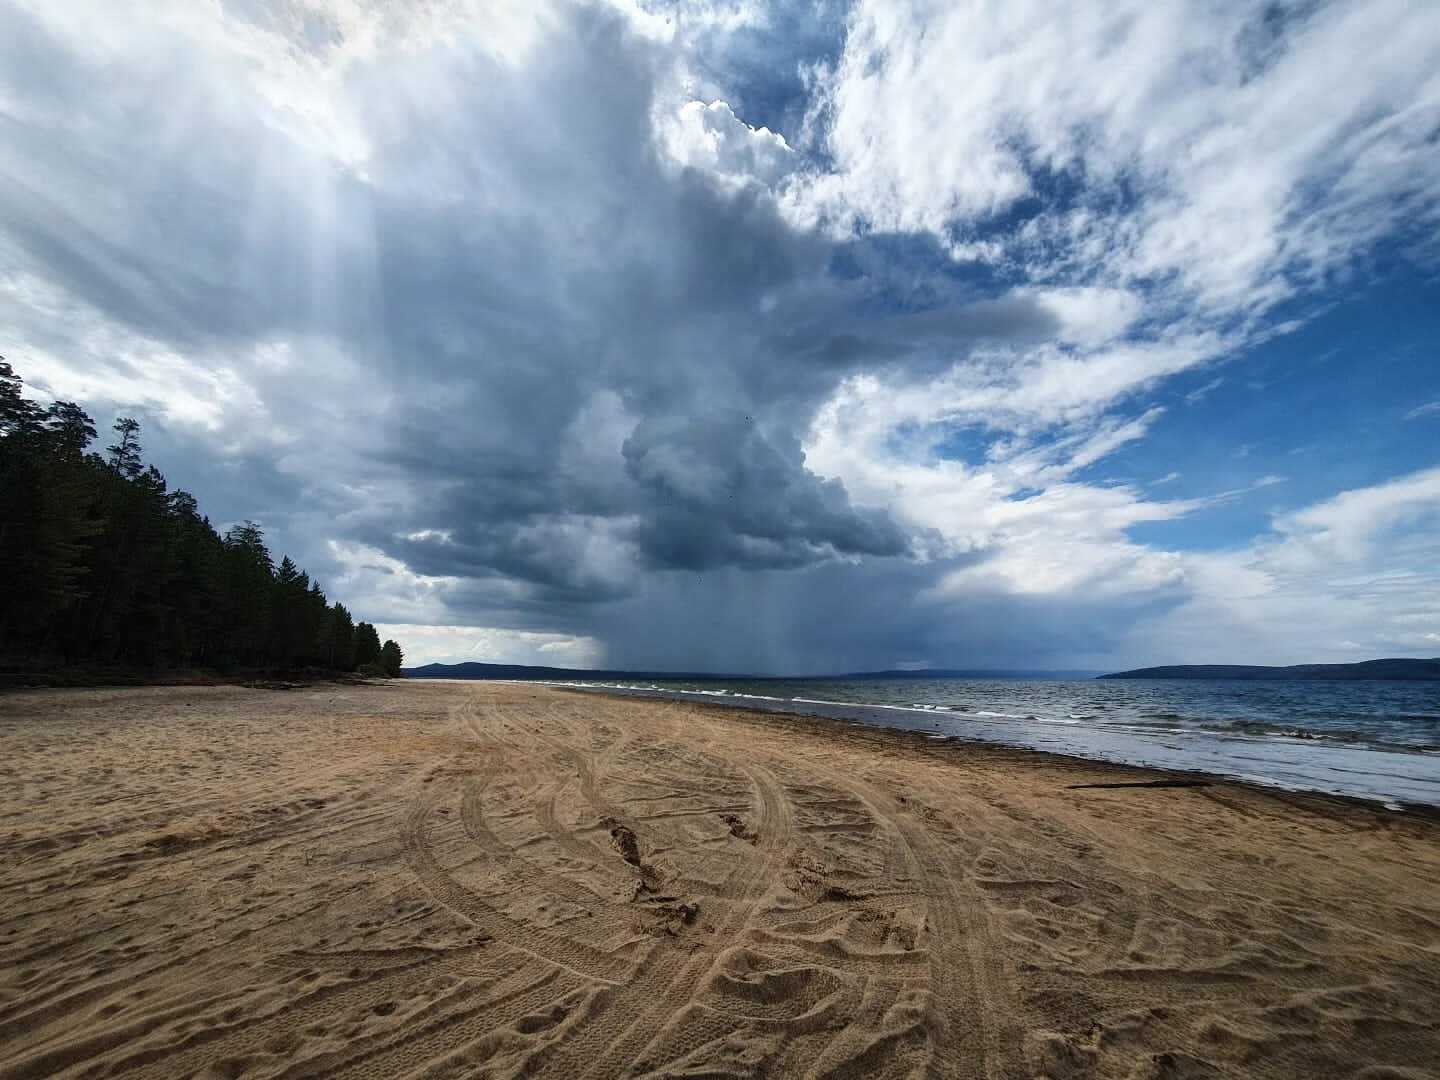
559, 679, 1440, 807
549, 677, 1440, 756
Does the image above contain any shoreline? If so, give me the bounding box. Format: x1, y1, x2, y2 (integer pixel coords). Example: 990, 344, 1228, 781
530, 677, 1440, 812
554, 683, 1440, 823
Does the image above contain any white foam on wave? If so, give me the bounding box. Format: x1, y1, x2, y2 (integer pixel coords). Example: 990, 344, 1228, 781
563, 681, 1440, 806
969, 710, 1079, 725
793, 697, 954, 715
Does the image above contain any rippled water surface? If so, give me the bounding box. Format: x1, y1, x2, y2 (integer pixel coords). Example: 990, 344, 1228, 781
554, 676, 1440, 808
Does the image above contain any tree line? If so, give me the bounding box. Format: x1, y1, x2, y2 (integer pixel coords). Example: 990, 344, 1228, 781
1, 360, 404, 676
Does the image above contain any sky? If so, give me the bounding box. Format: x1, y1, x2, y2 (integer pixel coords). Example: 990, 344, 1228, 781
2, 0, 1439, 673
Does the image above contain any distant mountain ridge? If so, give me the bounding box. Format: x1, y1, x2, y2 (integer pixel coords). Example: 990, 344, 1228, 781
403, 661, 744, 682
834, 668, 1100, 680
1098, 658, 1440, 681
402, 661, 1099, 681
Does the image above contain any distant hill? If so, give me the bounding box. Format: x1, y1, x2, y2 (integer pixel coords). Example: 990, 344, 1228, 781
403, 661, 1100, 682
402, 661, 746, 681
1098, 658, 1440, 681
831, 668, 1100, 680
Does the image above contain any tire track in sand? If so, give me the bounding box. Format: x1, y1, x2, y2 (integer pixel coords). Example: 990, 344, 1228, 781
847, 777, 1027, 1080
456, 693, 644, 893
530, 759, 793, 1079
459, 774, 624, 913
400, 784, 631, 985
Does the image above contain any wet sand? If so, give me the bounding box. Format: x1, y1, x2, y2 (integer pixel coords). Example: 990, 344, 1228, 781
2, 680, 1438, 1079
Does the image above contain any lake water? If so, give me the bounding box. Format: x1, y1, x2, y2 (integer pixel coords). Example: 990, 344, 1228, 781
553, 676, 1440, 809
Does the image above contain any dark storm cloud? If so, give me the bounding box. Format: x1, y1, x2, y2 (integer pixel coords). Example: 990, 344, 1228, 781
556, 555, 1182, 676
622, 409, 909, 569
298, 7, 956, 586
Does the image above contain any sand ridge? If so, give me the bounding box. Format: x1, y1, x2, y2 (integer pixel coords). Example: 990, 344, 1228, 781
2, 680, 1438, 1078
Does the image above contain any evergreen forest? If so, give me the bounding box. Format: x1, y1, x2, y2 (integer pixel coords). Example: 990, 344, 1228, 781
1, 360, 403, 677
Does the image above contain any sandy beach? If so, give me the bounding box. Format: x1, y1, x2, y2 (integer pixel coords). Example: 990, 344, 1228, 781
2, 680, 1438, 1079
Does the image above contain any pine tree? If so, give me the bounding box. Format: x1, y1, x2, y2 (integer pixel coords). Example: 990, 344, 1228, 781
272, 556, 311, 667
1, 433, 99, 647
164, 490, 223, 666
223, 522, 275, 666
306, 581, 331, 667
354, 622, 383, 670
330, 603, 356, 670
380, 639, 404, 677
0, 377, 101, 650
45, 401, 98, 455
0, 359, 44, 437
106, 418, 143, 479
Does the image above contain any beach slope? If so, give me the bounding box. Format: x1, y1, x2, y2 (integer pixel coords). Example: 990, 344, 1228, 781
2, 681, 1437, 1078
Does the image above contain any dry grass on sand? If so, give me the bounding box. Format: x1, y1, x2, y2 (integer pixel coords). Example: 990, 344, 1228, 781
2, 680, 1439, 1079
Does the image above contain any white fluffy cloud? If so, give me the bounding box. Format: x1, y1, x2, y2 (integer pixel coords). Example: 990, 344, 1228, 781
792, 0, 1440, 315
375, 623, 603, 668
1125, 468, 1440, 664
657, 99, 795, 188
